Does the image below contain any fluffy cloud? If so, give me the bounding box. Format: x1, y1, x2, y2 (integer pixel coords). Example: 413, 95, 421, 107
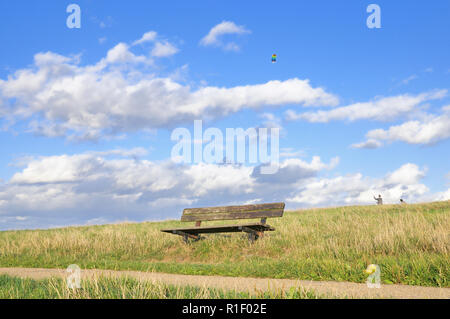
366, 107, 450, 146
151, 41, 178, 57
0, 151, 336, 229
105, 43, 151, 64
132, 31, 178, 57
350, 139, 383, 149
200, 21, 250, 51
0, 39, 338, 140
0, 150, 445, 230
285, 90, 447, 123
384, 163, 426, 185
251, 156, 339, 184
432, 189, 450, 201
132, 31, 158, 45
287, 163, 431, 206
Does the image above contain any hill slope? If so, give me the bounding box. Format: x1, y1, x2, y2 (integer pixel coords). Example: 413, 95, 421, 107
0, 201, 448, 287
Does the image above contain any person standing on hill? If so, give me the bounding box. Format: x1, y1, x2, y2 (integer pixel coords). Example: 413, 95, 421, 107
374, 194, 383, 205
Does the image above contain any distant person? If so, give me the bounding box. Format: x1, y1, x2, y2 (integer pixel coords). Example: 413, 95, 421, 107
400, 199, 406, 204
374, 194, 383, 205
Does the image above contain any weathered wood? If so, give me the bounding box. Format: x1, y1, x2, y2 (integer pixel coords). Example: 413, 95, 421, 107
171, 230, 200, 240
181, 203, 285, 222
161, 222, 274, 235
161, 202, 284, 243
248, 232, 259, 242
238, 226, 257, 234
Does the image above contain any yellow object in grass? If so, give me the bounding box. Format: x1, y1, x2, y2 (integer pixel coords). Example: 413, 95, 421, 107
365, 264, 377, 274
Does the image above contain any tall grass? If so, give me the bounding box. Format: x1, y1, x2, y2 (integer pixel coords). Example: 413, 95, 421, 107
0, 201, 449, 287
0, 275, 321, 299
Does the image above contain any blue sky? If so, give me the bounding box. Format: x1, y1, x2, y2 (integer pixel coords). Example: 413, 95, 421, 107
0, 1, 449, 230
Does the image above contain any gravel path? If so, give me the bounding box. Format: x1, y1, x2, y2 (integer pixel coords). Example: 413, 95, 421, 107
0, 267, 448, 299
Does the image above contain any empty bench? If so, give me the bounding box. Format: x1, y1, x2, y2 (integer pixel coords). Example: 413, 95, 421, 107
161, 203, 285, 243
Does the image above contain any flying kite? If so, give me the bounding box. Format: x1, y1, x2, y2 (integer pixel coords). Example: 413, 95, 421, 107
271, 54, 277, 63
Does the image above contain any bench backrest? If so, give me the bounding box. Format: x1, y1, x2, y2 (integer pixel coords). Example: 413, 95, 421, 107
181, 203, 285, 222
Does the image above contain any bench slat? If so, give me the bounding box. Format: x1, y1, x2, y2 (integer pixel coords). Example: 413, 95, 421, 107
181, 202, 284, 222
161, 222, 274, 234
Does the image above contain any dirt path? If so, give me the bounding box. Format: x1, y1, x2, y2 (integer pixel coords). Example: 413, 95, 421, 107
0, 267, 448, 299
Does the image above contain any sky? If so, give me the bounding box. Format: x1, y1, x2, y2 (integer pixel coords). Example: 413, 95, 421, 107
0, 0, 449, 230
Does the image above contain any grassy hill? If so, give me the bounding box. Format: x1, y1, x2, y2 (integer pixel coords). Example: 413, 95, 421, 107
0, 201, 448, 287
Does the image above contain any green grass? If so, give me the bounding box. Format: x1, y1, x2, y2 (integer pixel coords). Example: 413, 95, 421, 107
0, 274, 321, 299
0, 201, 449, 287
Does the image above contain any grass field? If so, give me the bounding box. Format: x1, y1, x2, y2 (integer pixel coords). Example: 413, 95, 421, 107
0, 274, 321, 299
0, 201, 448, 288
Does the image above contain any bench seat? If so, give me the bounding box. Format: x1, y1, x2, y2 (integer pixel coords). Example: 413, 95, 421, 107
161, 202, 284, 242
161, 222, 274, 235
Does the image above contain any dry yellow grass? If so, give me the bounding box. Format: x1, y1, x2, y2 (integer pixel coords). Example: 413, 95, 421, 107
0, 201, 449, 287
0, 274, 321, 299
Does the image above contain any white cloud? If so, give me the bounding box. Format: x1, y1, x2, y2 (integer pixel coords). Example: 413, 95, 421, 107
384, 163, 426, 185
151, 41, 178, 57
132, 31, 157, 45
184, 163, 254, 197
280, 148, 306, 159
287, 163, 431, 206
105, 43, 151, 64
0, 41, 338, 140
368, 115, 450, 145
0, 151, 336, 229
359, 106, 450, 146
432, 189, 450, 202
200, 21, 250, 51
132, 31, 178, 57
87, 147, 149, 158
10, 154, 101, 184
251, 156, 339, 184
350, 139, 383, 149
285, 90, 447, 123
0, 151, 447, 230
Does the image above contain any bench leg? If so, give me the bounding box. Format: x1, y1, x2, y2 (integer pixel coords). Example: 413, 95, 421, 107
192, 235, 202, 242
172, 230, 201, 243
239, 226, 264, 243
183, 234, 202, 243
247, 231, 262, 243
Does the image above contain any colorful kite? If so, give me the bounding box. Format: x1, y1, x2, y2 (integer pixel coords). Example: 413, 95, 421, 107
271, 54, 277, 63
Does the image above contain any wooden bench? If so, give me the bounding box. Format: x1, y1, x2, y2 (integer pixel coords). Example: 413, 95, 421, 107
161, 203, 285, 243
